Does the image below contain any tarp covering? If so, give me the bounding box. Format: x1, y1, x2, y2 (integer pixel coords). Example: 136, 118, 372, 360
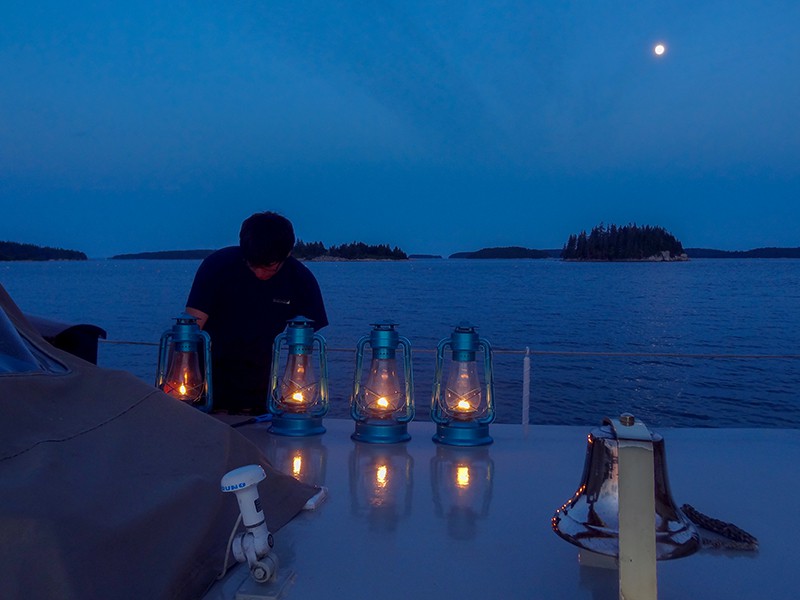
0, 283, 318, 599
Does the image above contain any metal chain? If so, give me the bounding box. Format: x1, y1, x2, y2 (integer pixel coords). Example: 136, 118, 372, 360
681, 504, 758, 551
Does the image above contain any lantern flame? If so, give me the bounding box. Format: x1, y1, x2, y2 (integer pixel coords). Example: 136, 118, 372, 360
162, 352, 204, 403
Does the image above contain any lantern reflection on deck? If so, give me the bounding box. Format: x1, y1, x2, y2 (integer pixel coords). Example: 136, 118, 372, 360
268, 316, 329, 436
431, 322, 495, 446
264, 434, 327, 487
155, 313, 212, 411
349, 442, 413, 532
351, 322, 414, 444
431, 445, 494, 540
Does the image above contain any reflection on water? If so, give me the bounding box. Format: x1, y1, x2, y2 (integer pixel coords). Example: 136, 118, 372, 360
430, 445, 494, 540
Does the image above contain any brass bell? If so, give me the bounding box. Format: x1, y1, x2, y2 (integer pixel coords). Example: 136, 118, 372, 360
552, 417, 699, 560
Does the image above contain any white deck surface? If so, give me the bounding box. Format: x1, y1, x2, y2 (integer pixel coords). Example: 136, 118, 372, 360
206, 419, 800, 600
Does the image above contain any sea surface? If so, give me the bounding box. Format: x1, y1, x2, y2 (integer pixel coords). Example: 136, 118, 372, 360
2, 258, 799, 428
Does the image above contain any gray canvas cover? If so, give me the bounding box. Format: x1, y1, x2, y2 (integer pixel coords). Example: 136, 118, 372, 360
0, 283, 317, 599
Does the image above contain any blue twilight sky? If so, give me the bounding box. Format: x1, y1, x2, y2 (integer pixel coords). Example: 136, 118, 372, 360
1, 1, 798, 258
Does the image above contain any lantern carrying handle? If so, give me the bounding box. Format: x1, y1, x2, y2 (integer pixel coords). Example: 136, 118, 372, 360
350, 335, 370, 421
430, 337, 450, 420
314, 334, 329, 413
396, 335, 415, 423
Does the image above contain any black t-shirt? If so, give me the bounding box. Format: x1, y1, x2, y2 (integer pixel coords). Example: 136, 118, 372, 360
186, 247, 328, 413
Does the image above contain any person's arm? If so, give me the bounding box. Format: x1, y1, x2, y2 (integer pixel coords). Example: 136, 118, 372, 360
185, 258, 218, 330
185, 306, 209, 329
300, 270, 328, 331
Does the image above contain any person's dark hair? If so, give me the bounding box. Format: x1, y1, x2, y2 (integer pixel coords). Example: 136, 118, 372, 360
239, 212, 295, 265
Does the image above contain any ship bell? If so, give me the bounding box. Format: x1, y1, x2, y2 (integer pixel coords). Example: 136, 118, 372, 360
552, 416, 699, 560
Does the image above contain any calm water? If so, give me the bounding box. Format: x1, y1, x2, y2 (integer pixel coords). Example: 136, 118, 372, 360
2, 258, 799, 428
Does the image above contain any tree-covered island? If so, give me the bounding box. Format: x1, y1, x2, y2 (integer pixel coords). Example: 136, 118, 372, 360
561, 224, 688, 261
0, 241, 87, 261
294, 240, 407, 260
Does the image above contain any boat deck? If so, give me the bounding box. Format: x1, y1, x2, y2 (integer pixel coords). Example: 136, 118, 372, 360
206, 419, 799, 599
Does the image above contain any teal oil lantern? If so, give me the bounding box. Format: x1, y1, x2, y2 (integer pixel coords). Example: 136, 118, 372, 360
351, 322, 414, 444
431, 322, 495, 446
155, 313, 213, 412
268, 316, 329, 436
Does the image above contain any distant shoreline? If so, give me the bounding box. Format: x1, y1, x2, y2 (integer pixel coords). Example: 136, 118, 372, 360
305, 256, 406, 262
109, 251, 408, 261
3, 242, 800, 262
685, 247, 800, 259
111, 249, 215, 260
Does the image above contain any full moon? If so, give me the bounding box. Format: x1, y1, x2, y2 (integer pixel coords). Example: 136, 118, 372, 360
654, 43, 666, 56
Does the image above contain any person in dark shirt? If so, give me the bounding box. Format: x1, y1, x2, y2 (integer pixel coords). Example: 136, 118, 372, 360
186, 212, 328, 414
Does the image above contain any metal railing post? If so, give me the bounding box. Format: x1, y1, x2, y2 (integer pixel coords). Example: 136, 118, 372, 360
522, 347, 531, 432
